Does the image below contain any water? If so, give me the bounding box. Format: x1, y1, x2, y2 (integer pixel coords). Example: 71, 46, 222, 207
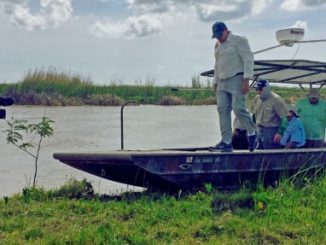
0, 105, 220, 197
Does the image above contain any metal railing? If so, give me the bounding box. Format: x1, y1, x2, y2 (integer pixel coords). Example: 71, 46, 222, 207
120, 101, 135, 150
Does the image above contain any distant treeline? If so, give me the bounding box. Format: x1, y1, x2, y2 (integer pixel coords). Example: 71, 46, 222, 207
0, 68, 323, 106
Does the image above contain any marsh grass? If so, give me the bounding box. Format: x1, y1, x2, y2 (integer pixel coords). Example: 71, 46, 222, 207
1, 175, 326, 244
0, 69, 214, 106
1, 68, 326, 107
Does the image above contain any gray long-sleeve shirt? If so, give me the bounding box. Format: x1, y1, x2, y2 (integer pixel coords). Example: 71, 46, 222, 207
213, 32, 254, 84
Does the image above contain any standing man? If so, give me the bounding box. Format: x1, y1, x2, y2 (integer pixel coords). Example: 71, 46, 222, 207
252, 80, 288, 149
296, 88, 326, 148
209, 21, 257, 152
280, 106, 306, 148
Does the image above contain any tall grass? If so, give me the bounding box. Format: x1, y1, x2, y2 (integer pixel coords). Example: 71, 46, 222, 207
1, 68, 325, 106
0, 68, 215, 106
1, 68, 94, 105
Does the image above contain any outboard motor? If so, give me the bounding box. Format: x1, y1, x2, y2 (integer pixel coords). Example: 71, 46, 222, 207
0, 97, 14, 119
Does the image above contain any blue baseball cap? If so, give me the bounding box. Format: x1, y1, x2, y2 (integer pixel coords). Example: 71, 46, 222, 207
212, 22, 227, 39
254, 80, 269, 90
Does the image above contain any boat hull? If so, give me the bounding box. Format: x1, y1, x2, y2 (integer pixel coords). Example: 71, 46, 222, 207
53, 148, 326, 190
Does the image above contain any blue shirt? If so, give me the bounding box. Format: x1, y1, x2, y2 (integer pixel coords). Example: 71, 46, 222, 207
280, 117, 306, 147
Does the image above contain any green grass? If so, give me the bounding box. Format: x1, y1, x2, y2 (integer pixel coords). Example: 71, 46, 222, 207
1, 68, 325, 106
1, 177, 326, 244
0, 69, 215, 106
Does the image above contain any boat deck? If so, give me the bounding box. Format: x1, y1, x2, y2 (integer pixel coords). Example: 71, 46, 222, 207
54, 147, 326, 160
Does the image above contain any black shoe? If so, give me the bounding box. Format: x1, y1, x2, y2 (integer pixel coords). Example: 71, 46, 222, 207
209, 141, 233, 152
248, 134, 257, 152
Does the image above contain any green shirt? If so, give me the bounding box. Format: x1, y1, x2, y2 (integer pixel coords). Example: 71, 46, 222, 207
295, 98, 326, 140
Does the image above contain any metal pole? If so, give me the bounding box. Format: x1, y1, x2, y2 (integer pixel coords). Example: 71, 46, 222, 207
120, 101, 135, 150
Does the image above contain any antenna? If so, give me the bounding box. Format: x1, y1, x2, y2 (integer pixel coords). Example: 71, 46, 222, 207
254, 27, 326, 55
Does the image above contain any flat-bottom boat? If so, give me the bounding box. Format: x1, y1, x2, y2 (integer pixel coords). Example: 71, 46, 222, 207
53, 147, 326, 190
54, 58, 326, 190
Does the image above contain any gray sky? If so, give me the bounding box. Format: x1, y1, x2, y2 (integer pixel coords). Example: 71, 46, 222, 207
0, 0, 326, 86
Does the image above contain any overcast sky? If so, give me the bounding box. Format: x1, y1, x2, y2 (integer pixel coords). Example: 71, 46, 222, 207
0, 0, 326, 86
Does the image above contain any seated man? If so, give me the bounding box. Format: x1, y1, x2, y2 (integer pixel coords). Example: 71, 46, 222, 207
252, 80, 288, 149
296, 88, 326, 148
280, 106, 306, 149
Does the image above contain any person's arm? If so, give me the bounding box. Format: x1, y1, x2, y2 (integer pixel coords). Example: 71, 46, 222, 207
241, 78, 250, 94
289, 120, 306, 148
274, 117, 288, 144
237, 36, 254, 79
213, 41, 220, 92
236, 36, 254, 94
213, 82, 218, 92
278, 117, 288, 135
273, 98, 288, 144
285, 142, 297, 149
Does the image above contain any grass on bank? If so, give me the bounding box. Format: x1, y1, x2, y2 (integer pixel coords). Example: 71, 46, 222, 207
0, 69, 214, 106
1, 68, 324, 106
1, 176, 326, 244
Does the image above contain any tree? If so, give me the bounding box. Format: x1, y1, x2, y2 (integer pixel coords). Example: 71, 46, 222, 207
5, 117, 54, 187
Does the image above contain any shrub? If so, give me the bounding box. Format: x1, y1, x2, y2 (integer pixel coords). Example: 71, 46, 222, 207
157, 95, 184, 105
84, 94, 124, 106
50, 179, 95, 199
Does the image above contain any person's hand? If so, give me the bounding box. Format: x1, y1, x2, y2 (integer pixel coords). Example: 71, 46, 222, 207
241, 79, 249, 94
213, 83, 217, 92
273, 133, 282, 144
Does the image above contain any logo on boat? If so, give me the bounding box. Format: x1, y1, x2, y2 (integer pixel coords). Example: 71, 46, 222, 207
194, 156, 221, 164
185, 156, 222, 164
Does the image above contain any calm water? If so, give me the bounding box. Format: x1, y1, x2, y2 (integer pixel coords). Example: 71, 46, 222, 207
0, 105, 220, 197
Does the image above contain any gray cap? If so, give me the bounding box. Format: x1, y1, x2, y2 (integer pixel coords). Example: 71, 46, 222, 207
308, 88, 320, 99
287, 105, 299, 117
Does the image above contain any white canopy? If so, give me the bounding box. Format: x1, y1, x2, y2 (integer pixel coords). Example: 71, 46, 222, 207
201, 59, 326, 87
